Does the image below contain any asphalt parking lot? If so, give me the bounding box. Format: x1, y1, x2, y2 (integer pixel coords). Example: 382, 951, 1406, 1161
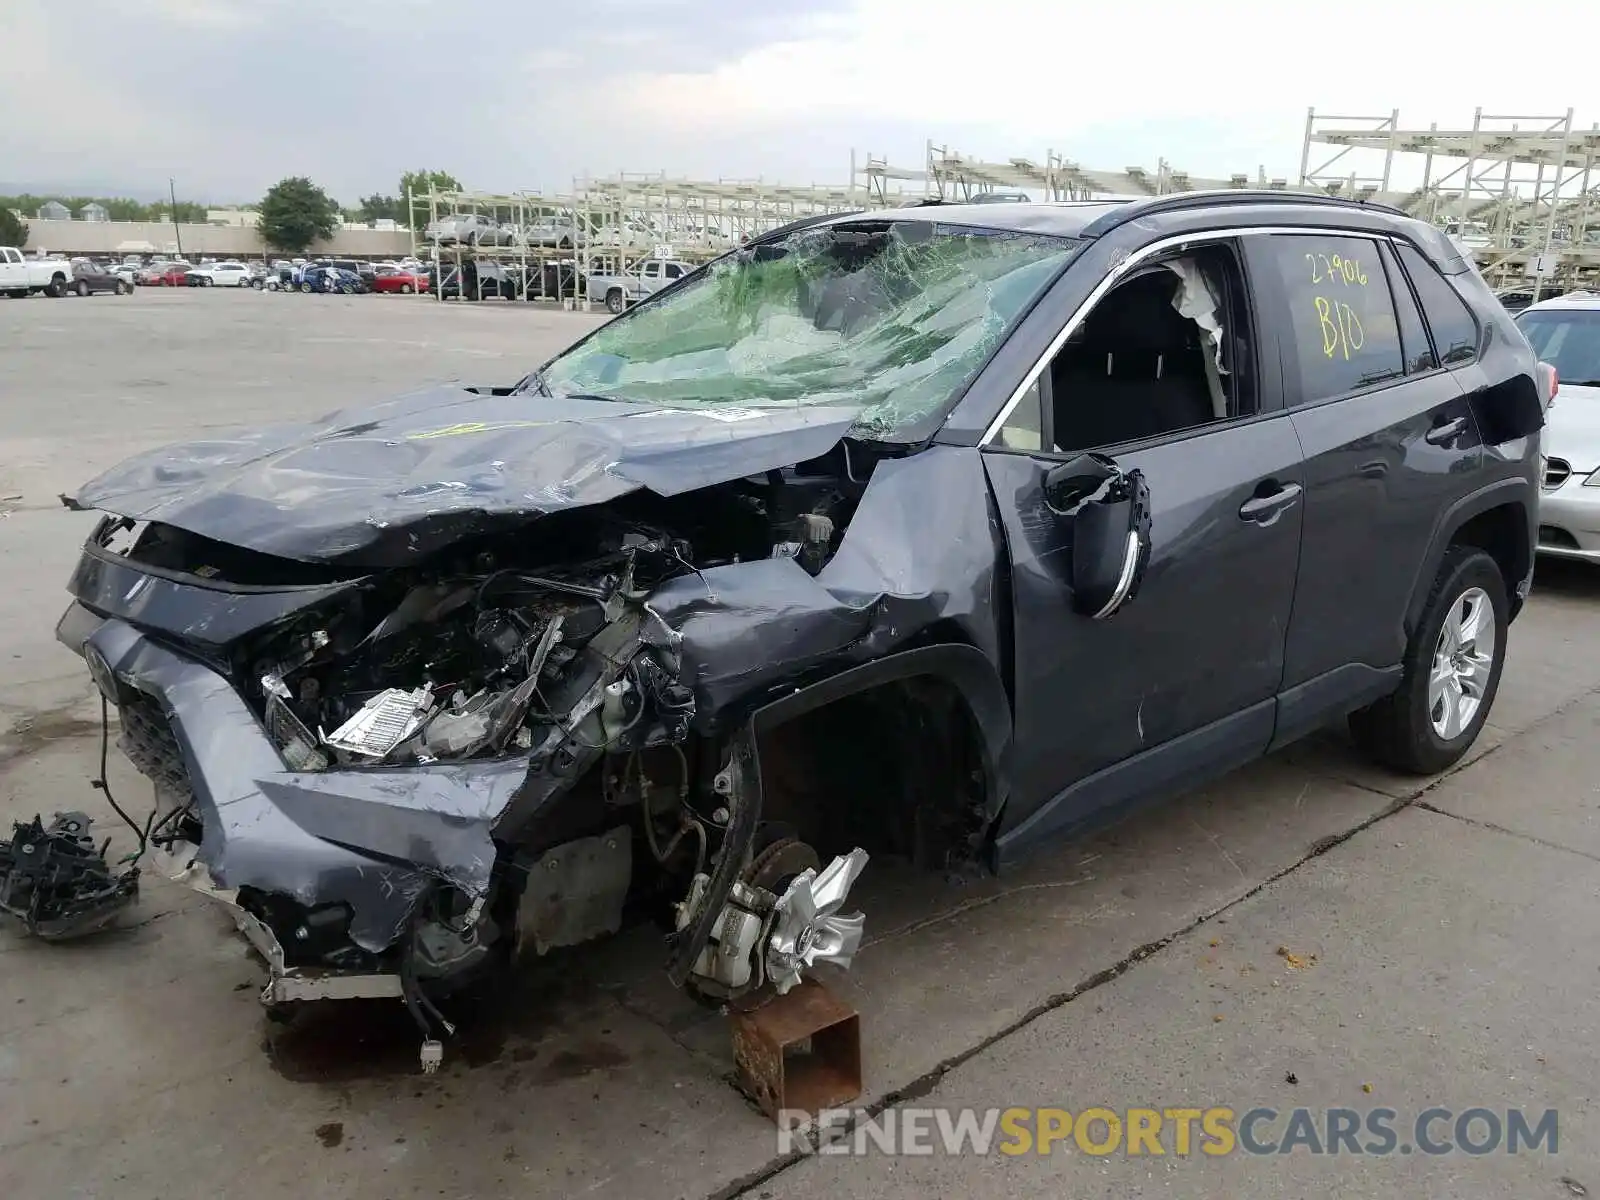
3, 289, 1599, 1199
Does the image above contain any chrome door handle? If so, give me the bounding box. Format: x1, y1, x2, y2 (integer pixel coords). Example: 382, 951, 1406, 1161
1425, 416, 1468, 446
1239, 482, 1304, 524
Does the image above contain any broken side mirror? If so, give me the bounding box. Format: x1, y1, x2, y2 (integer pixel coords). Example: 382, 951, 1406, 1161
1043, 453, 1153, 620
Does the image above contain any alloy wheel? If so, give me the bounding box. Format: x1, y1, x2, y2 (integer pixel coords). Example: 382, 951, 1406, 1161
1427, 586, 1496, 740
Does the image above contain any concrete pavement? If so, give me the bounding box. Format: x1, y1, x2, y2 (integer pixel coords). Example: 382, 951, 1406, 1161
765, 685, 1600, 1198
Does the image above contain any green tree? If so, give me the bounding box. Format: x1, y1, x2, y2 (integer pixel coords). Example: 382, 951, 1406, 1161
399, 170, 461, 227
257, 177, 340, 254
357, 193, 403, 225
0, 207, 28, 248
149, 201, 209, 224
101, 198, 151, 222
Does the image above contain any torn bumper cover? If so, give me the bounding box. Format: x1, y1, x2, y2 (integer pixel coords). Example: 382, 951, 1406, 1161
59, 606, 524, 956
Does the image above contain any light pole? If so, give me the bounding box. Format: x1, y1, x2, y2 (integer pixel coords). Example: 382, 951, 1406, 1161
169, 178, 184, 259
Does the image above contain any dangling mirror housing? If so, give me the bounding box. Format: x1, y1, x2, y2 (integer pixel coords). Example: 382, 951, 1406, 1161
1043, 453, 1153, 620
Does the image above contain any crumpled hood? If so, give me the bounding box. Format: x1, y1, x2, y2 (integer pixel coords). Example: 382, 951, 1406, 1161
70, 385, 863, 566
1546, 384, 1600, 473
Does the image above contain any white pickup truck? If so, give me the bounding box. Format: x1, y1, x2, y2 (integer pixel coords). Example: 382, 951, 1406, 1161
586, 258, 696, 314
0, 247, 74, 297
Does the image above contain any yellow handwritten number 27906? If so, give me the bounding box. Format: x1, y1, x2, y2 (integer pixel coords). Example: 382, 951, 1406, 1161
1306, 253, 1368, 286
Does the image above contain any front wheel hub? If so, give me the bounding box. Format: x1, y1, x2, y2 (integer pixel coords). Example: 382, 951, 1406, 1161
763, 848, 869, 995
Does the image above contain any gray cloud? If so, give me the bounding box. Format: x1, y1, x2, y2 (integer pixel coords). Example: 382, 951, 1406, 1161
2, 0, 1316, 207
1, 0, 857, 202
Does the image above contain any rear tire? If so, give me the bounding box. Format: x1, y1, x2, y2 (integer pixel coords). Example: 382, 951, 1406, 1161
45, 275, 65, 297
75, 279, 91, 297
605, 288, 625, 314
1349, 546, 1507, 775
400, 283, 413, 294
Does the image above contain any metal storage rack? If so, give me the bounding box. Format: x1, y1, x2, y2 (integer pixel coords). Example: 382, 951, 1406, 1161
574, 174, 867, 267
412, 176, 868, 303
409, 189, 589, 303
851, 139, 1311, 206
1300, 107, 1600, 294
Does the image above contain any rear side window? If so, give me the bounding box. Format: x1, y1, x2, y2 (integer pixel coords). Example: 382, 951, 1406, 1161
1395, 243, 1479, 365
1257, 234, 1405, 404
1378, 241, 1437, 374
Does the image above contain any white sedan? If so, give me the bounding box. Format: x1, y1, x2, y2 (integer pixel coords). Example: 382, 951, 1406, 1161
185, 261, 252, 287
1517, 293, 1600, 563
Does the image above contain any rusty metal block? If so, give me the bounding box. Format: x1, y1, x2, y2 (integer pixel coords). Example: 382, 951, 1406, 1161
730, 978, 862, 1121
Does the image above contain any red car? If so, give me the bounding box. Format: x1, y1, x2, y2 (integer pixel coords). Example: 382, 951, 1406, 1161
158, 264, 191, 287
371, 266, 427, 294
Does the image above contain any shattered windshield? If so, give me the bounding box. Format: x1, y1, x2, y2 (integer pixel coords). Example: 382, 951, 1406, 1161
537, 221, 1081, 440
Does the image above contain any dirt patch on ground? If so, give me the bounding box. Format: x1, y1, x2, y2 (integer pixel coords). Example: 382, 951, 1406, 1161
0, 701, 104, 774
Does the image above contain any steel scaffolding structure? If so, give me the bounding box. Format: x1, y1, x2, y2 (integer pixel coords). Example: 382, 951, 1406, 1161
574, 173, 865, 286
411, 176, 867, 303
852, 140, 1307, 207
1300, 107, 1600, 293
408, 189, 591, 302
410, 110, 1600, 307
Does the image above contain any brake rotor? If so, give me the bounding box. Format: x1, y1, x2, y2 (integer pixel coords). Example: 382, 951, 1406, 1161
742, 837, 820, 894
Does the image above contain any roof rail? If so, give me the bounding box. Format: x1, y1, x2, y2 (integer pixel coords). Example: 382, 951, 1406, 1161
1078, 189, 1410, 238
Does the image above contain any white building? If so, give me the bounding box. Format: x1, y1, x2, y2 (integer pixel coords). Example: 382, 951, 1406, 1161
206, 208, 261, 227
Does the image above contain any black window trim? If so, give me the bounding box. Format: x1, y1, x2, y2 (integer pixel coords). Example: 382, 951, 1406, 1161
1388, 234, 1483, 369
1375, 238, 1440, 378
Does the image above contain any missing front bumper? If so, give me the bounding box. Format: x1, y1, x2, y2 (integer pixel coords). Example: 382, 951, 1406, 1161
146, 840, 404, 1004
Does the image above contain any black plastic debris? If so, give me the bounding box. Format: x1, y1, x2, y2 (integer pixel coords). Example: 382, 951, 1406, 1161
0, 812, 139, 940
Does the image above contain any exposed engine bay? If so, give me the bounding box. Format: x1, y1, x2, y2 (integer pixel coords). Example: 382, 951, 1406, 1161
46, 448, 911, 1070
244, 467, 847, 772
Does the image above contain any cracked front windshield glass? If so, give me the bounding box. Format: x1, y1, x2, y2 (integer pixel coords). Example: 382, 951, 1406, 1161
539, 221, 1081, 440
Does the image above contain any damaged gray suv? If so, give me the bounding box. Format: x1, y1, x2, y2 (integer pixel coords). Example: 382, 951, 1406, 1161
50, 192, 1548, 1059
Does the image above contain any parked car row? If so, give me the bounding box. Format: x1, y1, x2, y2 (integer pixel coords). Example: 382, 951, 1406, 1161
422, 212, 740, 253
429, 256, 698, 310
424, 213, 587, 249
250, 261, 433, 295
430, 258, 583, 302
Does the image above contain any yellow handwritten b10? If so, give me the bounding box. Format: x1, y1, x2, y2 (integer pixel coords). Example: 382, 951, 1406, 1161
1314, 295, 1366, 360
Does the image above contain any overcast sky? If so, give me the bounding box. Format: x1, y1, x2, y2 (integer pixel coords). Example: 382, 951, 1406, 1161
4, 0, 1597, 204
